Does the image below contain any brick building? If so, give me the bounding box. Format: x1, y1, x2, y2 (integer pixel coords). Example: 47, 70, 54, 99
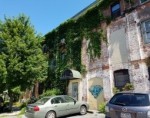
45, 0, 150, 110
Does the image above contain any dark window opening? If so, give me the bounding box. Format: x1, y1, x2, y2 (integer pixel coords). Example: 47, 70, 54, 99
111, 2, 121, 19
148, 67, 150, 81
114, 69, 130, 90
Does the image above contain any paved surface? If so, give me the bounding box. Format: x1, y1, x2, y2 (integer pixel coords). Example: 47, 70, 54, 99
0, 110, 105, 118
22, 113, 105, 118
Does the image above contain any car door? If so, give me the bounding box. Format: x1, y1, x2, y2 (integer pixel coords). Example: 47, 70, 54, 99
63, 96, 79, 114
51, 97, 68, 117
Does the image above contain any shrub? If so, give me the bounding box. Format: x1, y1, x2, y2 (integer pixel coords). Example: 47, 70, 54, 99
40, 88, 61, 98
19, 107, 26, 115
113, 87, 120, 94
98, 102, 106, 113
122, 83, 134, 91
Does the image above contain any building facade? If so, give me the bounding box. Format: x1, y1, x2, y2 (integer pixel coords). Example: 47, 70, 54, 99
71, 0, 150, 110
45, 0, 150, 110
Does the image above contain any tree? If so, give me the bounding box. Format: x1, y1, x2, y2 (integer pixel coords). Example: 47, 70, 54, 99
0, 14, 47, 107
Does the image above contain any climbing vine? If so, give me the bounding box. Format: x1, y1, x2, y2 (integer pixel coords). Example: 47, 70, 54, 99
43, 0, 133, 91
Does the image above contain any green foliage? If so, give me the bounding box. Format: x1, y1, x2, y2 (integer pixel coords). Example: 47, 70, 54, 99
19, 107, 26, 115
122, 83, 134, 91
113, 83, 134, 94
113, 87, 120, 94
40, 88, 62, 98
44, 1, 110, 91
98, 102, 106, 113
0, 14, 47, 99
11, 86, 23, 95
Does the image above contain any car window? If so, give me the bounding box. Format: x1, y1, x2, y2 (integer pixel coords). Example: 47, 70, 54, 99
110, 93, 150, 106
51, 97, 64, 104
35, 97, 50, 105
64, 96, 75, 103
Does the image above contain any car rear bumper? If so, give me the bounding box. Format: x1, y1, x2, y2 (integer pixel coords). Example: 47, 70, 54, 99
25, 112, 33, 118
25, 111, 45, 118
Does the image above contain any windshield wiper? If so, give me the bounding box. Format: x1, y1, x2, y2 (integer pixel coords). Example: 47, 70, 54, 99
115, 102, 126, 106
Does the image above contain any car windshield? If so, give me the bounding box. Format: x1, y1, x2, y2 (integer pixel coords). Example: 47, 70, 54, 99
35, 97, 50, 105
109, 93, 150, 106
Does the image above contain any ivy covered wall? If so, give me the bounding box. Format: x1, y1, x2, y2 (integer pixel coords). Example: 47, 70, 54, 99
43, 0, 132, 92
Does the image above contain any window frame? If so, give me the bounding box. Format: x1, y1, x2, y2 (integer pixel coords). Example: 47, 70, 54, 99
142, 19, 150, 44
111, 2, 121, 19
114, 69, 130, 90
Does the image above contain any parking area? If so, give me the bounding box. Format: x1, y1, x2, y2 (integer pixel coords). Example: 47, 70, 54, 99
21, 113, 105, 118
60, 113, 105, 118
0, 111, 105, 118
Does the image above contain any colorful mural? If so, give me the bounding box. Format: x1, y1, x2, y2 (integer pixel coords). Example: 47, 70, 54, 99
89, 85, 103, 98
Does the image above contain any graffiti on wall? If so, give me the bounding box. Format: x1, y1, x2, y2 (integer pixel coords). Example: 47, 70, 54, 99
89, 85, 103, 98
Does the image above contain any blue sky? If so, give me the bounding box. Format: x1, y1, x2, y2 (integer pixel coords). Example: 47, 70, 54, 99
0, 0, 95, 35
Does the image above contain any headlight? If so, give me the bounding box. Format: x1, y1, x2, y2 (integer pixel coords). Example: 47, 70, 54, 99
105, 106, 109, 112
147, 111, 150, 118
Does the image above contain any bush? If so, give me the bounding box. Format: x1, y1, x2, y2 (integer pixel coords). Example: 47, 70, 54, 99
113, 87, 120, 94
40, 88, 61, 98
122, 83, 134, 91
19, 107, 26, 115
98, 102, 106, 113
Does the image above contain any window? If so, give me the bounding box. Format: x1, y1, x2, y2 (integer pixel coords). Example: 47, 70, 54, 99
110, 93, 150, 106
111, 2, 121, 19
36, 97, 50, 105
64, 96, 75, 103
142, 20, 150, 43
148, 67, 150, 80
140, 0, 149, 3
51, 97, 64, 104
114, 69, 130, 90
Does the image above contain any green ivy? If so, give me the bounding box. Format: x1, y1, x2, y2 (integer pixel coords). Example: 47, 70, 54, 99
44, 0, 115, 92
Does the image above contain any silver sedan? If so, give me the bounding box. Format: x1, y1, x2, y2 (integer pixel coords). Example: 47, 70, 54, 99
25, 95, 89, 118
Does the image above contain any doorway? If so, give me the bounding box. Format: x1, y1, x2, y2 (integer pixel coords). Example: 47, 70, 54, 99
72, 82, 78, 100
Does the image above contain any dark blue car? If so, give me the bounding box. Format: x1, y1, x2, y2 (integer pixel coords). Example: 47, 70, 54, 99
105, 92, 150, 118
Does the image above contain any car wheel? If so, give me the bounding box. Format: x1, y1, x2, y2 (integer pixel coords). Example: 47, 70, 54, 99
80, 105, 87, 115
46, 111, 56, 118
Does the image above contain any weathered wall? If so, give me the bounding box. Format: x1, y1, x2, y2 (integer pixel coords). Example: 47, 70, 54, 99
107, 1, 150, 93
80, 1, 150, 109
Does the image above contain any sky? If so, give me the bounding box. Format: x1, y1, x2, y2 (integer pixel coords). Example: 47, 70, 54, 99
0, 0, 95, 35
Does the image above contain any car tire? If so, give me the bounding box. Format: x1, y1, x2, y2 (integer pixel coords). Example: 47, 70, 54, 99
80, 105, 87, 115
46, 111, 56, 118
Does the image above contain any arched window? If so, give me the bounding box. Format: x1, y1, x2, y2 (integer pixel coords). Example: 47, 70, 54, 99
114, 69, 130, 90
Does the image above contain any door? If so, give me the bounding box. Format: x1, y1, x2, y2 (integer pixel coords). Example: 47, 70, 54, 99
51, 97, 68, 116
72, 82, 78, 100
64, 96, 79, 114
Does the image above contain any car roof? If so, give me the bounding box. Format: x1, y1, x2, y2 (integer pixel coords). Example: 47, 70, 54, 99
42, 95, 70, 99
115, 91, 150, 95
